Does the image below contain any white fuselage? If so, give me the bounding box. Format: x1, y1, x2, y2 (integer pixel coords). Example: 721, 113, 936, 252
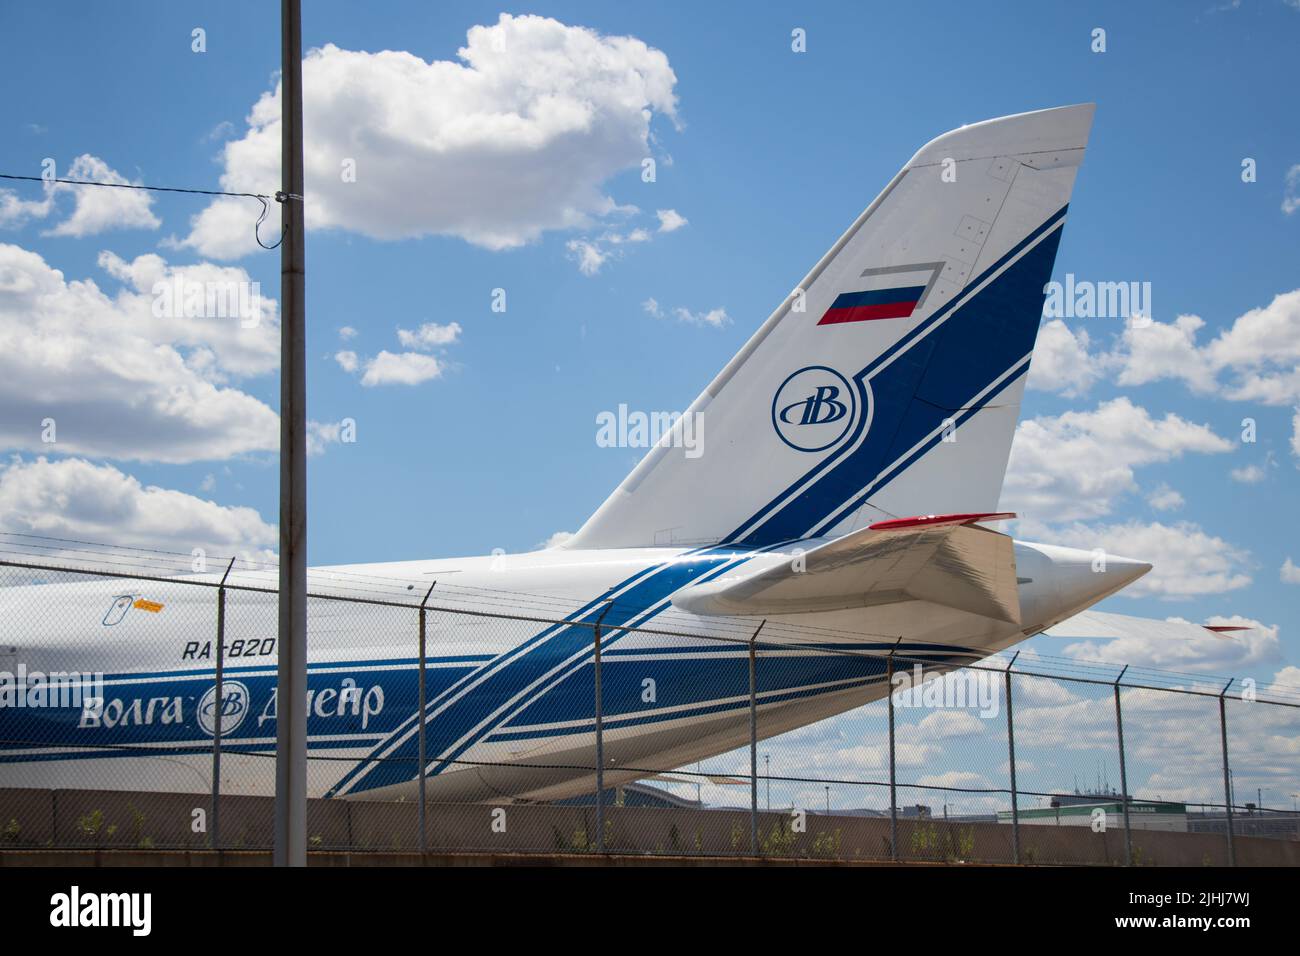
0, 539, 1144, 803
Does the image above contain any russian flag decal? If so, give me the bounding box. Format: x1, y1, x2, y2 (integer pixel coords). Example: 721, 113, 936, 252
818, 262, 943, 326
818, 286, 925, 325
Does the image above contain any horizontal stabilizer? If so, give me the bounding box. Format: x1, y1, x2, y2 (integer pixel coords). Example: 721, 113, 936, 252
671, 518, 1020, 621
1044, 610, 1250, 641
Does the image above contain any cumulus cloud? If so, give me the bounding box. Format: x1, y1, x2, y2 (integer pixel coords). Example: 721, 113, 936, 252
1002, 397, 1232, 522
656, 208, 687, 232
1027, 292, 1300, 431
565, 219, 680, 275
537, 530, 575, 550
359, 350, 443, 386
1043, 520, 1252, 599
1059, 291, 1300, 407
0, 155, 160, 237
397, 321, 461, 350
1229, 463, 1266, 484
1284, 163, 1300, 215
566, 238, 610, 276
1060, 615, 1281, 672
179, 15, 679, 259
44, 155, 161, 237
0, 242, 279, 463
642, 297, 730, 328
1146, 483, 1184, 512
1026, 319, 1105, 396
0, 188, 52, 230
0, 456, 276, 562
336, 322, 459, 387
1281, 558, 1300, 584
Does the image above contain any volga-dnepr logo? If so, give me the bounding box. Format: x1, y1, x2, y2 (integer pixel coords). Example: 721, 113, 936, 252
771, 365, 857, 452
197, 680, 251, 736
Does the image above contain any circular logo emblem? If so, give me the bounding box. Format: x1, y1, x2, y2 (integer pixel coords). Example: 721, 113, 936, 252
197, 681, 251, 736
771, 365, 857, 452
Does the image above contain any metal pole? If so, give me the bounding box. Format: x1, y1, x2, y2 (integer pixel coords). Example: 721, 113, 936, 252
1219, 680, 1236, 867
211, 556, 235, 851
417, 583, 435, 853
274, 0, 308, 868
1005, 651, 1021, 865
748, 620, 766, 856
887, 641, 899, 862
593, 602, 612, 852
1113, 665, 1132, 866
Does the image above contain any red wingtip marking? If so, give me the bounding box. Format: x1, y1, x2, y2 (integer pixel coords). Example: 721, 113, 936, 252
1203, 625, 1251, 633
869, 512, 1017, 531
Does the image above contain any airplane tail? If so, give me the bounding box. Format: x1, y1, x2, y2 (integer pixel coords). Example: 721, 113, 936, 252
570, 105, 1094, 551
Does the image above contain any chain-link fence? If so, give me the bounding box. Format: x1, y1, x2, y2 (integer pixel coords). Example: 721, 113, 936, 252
0, 556, 1297, 865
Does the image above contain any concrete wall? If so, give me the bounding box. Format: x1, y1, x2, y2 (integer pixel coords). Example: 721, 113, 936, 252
1, 788, 1295, 866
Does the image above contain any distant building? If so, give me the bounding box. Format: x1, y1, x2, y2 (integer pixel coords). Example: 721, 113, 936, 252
1188, 811, 1300, 841
998, 798, 1187, 832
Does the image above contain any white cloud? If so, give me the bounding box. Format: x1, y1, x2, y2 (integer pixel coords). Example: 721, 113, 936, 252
1061, 615, 1281, 672
643, 297, 729, 328
1027, 319, 1104, 396
179, 15, 678, 259
1044, 520, 1252, 599
0, 188, 52, 229
0, 456, 276, 561
537, 530, 574, 550
339, 322, 460, 386
1146, 483, 1184, 511
338, 325, 357, 341
396, 321, 461, 350
1283, 163, 1300, 215
1036, 290, 1300, 409
1229, 463, 1266, 484
1104, 292, 1300, 406
305, 419, 352, 455
1114, 314, 1218, 393
45, 155, 161, 238
656, 208, 687, 232
1002, 398, 1232, 522
566, 238, 610, 276
203, 120, 236, 143
0, 243, 279, 463
359, 350, 443, 386
673, 305, 730, 328
1282, 557, 1300, 584
1, 155, 160, 238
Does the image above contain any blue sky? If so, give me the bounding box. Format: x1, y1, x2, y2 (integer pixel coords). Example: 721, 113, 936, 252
1, 0, 1298, 697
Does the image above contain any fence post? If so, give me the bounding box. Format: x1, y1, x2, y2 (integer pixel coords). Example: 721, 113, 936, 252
887, 641, 899, 862
593, 602, 612, 853
1004, 651, 1020, 865
1113, 665, 1132, 866
1218, 680, 1236, 867
417, 583, 435, 854
211, 557, 235, 852
749, 620, 766, 857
